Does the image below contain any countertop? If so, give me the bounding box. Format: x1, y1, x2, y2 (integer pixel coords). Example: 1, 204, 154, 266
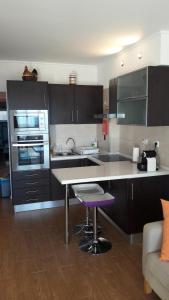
52, 160, 169, 185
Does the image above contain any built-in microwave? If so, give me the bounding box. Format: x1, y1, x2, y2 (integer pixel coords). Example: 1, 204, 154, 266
9, 110, 48, 133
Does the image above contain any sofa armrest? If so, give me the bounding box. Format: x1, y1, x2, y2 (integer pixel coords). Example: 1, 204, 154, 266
142, 221, 163, 276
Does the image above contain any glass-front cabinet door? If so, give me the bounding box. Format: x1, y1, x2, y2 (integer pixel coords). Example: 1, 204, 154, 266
117, 68, 147, 100
117, 98, 147, 125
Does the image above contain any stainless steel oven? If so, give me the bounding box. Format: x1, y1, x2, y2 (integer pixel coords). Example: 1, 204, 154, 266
11, 134, 49, 171
9, 110, 48, 133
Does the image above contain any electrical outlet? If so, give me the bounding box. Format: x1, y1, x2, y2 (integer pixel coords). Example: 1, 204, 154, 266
155, 141, 160, 147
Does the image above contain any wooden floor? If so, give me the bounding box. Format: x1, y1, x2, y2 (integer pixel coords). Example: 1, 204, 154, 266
0, 198, 160, 300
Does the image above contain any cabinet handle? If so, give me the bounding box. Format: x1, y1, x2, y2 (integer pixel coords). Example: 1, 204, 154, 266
26, 198, 40, 202
44, 93, 46, 107
131, 183, 134, 201
117, 113, 125, 119
25, 174, 39, 177
26, 190, 39, 194
26, 182, 39, 185
71, 110, 74, 122
76, 110, 79, 122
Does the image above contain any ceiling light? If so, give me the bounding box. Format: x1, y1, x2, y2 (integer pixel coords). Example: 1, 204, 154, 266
119, 35, 140, 47
104, 47, 122, 55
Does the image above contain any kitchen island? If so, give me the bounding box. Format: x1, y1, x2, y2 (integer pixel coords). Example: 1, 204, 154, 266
52, 160, 169, 244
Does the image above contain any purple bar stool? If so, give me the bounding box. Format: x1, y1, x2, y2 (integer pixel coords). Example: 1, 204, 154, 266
77, 193, 115, 255
72, 184, 104, 235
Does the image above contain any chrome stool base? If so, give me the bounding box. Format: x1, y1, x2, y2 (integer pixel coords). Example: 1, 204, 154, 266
73, 224, 102, 235
73, 224, 93, 235
79, 237, 112, 255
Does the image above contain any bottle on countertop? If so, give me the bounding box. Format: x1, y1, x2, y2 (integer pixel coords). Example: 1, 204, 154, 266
132, 145, 139, 162
154, 142, 160, 170
91, 140, 98, 148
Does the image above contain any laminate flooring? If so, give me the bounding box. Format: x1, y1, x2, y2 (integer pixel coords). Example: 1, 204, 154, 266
0, 198, 159, 300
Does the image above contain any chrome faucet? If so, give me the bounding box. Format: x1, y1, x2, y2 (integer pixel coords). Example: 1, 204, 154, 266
66, 137, 76, 151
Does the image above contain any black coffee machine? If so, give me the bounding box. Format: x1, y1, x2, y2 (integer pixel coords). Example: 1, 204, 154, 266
137, 150, 156, 171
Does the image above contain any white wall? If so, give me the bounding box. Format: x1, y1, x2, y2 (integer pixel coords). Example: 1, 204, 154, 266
0, 61, 98, 148
0, 60, 99, 149
98, 32, 161, 88
50, 124, 97, 151
97, 31, 169, 167
160, 31, 169, 65
0, 60, 98, 91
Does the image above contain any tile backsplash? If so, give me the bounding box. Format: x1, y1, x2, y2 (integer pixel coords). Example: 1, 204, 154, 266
50, 124, 97, 151
119, 125, 169, 168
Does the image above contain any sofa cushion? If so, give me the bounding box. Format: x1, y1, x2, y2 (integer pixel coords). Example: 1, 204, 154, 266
146, 252, 169, 291
160, 199, 169, 261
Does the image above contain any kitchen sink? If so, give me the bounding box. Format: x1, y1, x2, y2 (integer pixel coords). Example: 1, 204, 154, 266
51, 158, 99, 169
51, 158, 98, 169
54, 152, 77, 156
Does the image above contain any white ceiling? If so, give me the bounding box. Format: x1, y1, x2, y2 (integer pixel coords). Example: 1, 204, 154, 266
1, 0, 169, 64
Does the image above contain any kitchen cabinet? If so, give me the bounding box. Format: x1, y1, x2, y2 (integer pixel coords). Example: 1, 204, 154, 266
49, 84, 103, 124
117, 68, 147, 100
109, 78, 117, 114
7, 80, 49, 110
12, 169, 50, 205
0, 92, 6, 110
117, 66, 169, 126
74, 85, 103, 124
117, 98, 146, 125
49, 84, 74, 124
102, 175, 169, 234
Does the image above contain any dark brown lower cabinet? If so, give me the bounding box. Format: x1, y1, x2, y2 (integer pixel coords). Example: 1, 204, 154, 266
102, 175, 169, 234
50, 172, 66, 201
12, 169, 50, 205
50, 159, 99, 201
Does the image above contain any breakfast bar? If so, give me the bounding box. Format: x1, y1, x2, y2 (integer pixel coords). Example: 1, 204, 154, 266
52, 160, 169, 244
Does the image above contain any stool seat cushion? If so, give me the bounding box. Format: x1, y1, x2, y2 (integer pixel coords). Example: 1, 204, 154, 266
72, 183, 104, 197
77, 193, 115, 208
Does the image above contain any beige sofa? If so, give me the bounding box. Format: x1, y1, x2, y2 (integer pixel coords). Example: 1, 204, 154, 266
142, 221, 169, 300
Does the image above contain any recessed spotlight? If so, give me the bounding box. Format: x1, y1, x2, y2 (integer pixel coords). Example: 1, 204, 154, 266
121, 60, 124, 67
137, 53, 142, 59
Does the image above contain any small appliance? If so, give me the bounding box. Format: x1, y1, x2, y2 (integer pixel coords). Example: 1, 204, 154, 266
9, 110, 48, 133
137, 150, 156, 171
75, 147, 99, 155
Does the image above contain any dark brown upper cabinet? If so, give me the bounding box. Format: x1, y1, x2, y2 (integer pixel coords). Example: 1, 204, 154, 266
74, 85, 103, 124
109, 78, 117, 115
110, 66, 169, 126
49, 84, 74, 124
7, 80, 49, 110
49, 84, 103, 124
0, 92, 6, 110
